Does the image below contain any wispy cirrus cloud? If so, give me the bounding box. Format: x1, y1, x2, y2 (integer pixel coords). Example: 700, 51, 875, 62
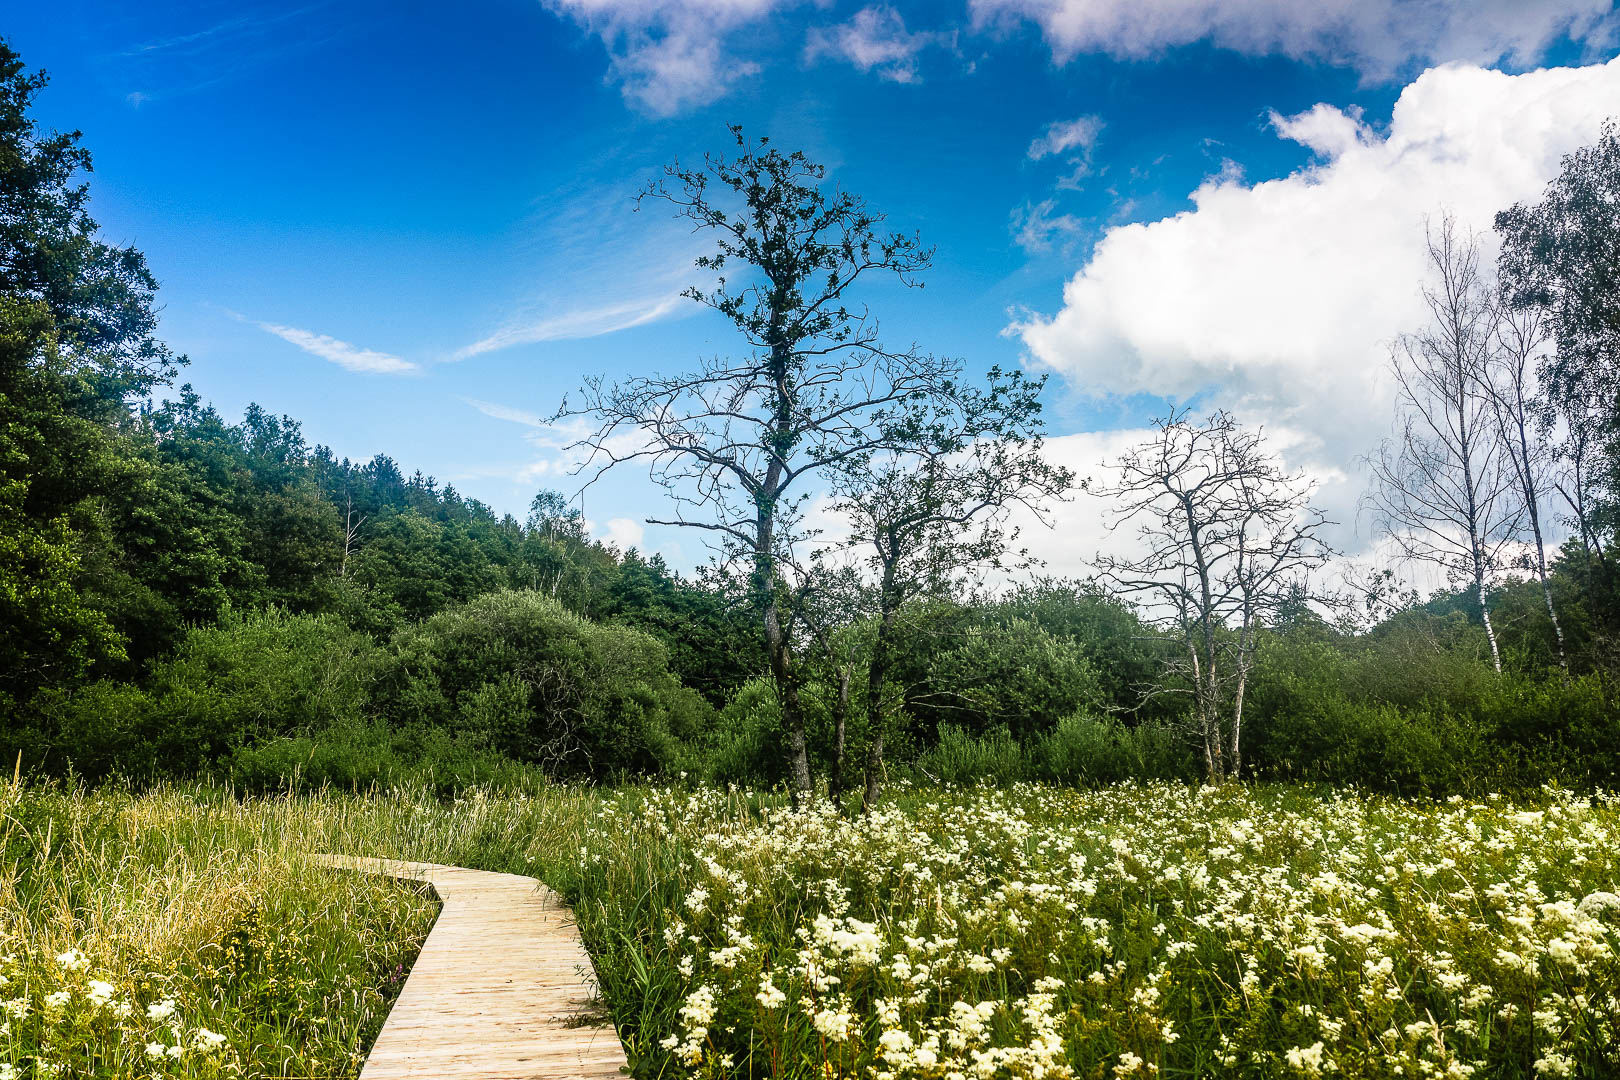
116, 4, 335, 107
462, 397, 546, 427
1027, 114, 1105, 189
539, 0, 783, 114
254, 320, 418, 374
1027, 115, 1104, 160
1010, 198, 1084, 254
805, 6, 955, 84
453, 293, 684, 360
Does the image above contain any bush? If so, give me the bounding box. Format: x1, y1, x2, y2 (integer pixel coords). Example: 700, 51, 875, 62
33, 608, 381, 781
1032, 713, 1197, 786
913, 726, 1028, 786
225, 719, 533, 795
922, 617, 1103, 741
699, 677, 789, 786
380, 589, 710, 778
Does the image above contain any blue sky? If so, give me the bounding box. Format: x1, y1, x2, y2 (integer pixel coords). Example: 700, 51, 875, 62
10, 0, 1620, 570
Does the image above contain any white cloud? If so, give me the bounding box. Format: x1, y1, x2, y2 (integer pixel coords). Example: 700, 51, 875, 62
1028, 114, 1104, 161
597, 516, 646, 550
1010, 57, 1620, 555
1011, 198, 1084, 254
254, 321, 417, 374
805, 5, 953, 84
891, 427, 1143, 585
970, 0, 1617, 79
540, 0, 782, 113
454, 294, 683, 360
462, 397, 546, 427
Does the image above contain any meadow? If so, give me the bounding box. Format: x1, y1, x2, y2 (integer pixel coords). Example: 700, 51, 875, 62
4, 779, 1619, 1079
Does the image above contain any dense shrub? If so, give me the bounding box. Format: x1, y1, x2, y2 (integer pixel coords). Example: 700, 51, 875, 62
922, 617, 1103, 741
31, 608, 381, 780
699, 677, 788, 786
1032, 713, 1199, 785
379, 589, 710, 778
1244, 631, 1620, 795
913, 725, 1027, 785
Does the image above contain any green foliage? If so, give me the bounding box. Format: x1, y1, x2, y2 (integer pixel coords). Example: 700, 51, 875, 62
1244, 625, 1620, 795
1033, 713, 1199, 786
381, 589, 710, 778
913, 724, 1027, 785
699, 677, 789, 786
26, 608, 381, 780
998, 579, 1174, 720
923, 616, 1103, 741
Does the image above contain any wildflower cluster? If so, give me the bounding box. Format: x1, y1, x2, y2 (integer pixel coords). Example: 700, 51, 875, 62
591, 783, 1620, 1079
0, 945, 231, 1077
0, 783, 438, 1079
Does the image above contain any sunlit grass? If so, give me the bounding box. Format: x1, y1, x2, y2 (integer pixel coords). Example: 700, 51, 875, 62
0, 783, 437, 1078
7, 779, 1620, 1078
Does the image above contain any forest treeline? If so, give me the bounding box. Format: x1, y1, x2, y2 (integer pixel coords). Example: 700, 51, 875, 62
5, 38, 1620, 798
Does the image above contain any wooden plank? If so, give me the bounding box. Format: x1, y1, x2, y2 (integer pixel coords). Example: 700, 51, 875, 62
312, 855, 628, 1080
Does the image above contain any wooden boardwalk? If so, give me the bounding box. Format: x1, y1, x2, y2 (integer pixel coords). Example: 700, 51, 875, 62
313, 855, 628, 1080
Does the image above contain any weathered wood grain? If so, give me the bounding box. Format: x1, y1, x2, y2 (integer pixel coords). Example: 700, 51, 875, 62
312, 855, 628, 1080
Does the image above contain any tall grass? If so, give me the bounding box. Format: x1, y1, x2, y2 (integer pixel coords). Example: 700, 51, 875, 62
9, 778, 1620, 1079
0, 781, 436, 1078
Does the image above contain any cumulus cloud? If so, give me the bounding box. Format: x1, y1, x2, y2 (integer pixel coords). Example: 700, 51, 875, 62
540, 0, 782, 114
805, 5, 953, 84
970, 0, 1617, 79
1009, 57, 1620, 554
596, 516, 646, 550
254, 321, 417, 374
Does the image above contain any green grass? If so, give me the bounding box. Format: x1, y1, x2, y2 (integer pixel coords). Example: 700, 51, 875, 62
6, 779, 1620, 1078
0, 782, 436, 1078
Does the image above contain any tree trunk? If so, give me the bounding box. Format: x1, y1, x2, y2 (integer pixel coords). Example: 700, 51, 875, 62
1230, 616, 1251, 779
862, 596, 899, 814
1185, 625, 1219, 784
1505, 393, 1567, 676
1474, 553, 1502, 673
765, 600, 813, 804
1524, 472, 1568, 677
829, 663, 851, 801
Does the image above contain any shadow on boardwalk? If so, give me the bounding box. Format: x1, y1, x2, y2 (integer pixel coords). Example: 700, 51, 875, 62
314, 855, 628, 1079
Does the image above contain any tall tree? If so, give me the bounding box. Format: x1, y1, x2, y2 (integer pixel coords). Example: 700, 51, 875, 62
1496, 119, 1620, 549
0, 39, 175, 401
1094, 410, 1332, 783
826, 369, 1071, 809
556, 128, 961, 801
1486, 300, 1568, 674
1369, 217, 1519, 672
0, 39, 177, 711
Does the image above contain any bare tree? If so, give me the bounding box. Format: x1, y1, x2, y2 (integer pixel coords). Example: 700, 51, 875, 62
1094, 411, 1332, 783
340, 487, 366, 579
1369, 217, 1520, 672
1488, 300, 1568, 673
826, 369, 1072, 810
554, 129, 960, 802
1548, 378, 1608, 567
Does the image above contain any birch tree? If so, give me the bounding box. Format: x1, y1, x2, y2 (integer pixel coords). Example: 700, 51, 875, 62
1369, 216, 1520, 672
1487, 300, 1568, 673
